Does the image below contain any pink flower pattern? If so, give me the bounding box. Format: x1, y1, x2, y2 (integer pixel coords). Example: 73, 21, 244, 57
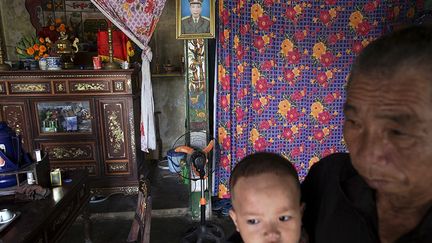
215, 0, 422, 198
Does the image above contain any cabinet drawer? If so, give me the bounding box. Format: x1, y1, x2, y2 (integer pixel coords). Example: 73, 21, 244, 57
40, 141, 97, 163
50, 163, 98, 176
8, 81, 51, 94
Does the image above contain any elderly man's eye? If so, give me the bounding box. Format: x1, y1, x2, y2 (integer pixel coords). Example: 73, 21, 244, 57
246, 219, 259, 225
279, 215, 292, 222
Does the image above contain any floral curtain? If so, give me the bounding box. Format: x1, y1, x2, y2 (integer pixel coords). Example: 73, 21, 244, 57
91, 0, 167, 152
215, 0, 422, 198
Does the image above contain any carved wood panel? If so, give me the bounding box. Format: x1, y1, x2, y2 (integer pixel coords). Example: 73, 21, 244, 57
0, 103, 31, 152
9, 82, 51, 94
69, 80, 110, 93
100, 100, 127, 159
40, 142, 96, 162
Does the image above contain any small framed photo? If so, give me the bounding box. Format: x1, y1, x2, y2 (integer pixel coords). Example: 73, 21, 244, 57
176, 0, 215, 39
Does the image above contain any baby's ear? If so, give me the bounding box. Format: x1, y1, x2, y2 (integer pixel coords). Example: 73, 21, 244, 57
229, 208, 240, 232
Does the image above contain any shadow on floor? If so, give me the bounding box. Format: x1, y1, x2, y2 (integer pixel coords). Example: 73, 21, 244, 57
61, 160, 235, 242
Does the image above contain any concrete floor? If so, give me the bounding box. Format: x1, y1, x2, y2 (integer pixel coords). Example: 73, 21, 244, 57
61, 160, 235, 242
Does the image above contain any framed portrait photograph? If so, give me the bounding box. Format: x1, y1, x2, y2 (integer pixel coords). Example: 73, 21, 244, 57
176, 0, 215, 39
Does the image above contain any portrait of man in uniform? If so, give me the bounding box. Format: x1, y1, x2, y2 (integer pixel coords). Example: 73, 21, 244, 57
176, 0, 215, 39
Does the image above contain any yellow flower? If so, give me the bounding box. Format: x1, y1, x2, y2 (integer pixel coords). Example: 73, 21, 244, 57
39, 37, 45, 43
236, 125, 243, 136
237, 63, 244, 73
278, 99, 291, 116
259, 96, 268, 106
349, 11, 363, 29
312, 42, 326, 59
225, 29, 231, 40
291, 125, 299, 134
292, 67, 301, 76
252, 67, 260, 87
218, 127, 227, 143
234, 35, 240, 49
218, 184, 228, 198
250, 128, 260, 143
294, 5, 302, 14
407, 7, 415, 18
251, 3, 264, 22
309, 156, 320, 168
329, 8, 337, 19
262, 35, 270, 45
218, 64, 226, 79
281, 39, 294, 56
311, 101, 324, 118
323, 127, 330, 136
325, 70, 333, 79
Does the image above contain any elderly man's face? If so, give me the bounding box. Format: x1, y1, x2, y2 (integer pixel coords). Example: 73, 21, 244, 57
343, 67, 432, 198
190, 3, 202, 18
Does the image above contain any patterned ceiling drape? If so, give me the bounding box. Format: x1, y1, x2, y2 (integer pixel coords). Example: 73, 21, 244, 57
91, 0, 167, 152
215, 0, 422, 198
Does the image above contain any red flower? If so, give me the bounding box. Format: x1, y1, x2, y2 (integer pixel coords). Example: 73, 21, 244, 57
294, 30, 306, 41
291, 146, 303, 157
237, 148, 245, 160
255, 78, 269, 93
221, 9, 230, 25
282, 128, 293, 140
237, 88, 246, 99
221, 75, 230, 90
284, 69, 295, 83
221, 95, 229, 109
318, 111, 332, 124
236, 45, 245, 60
240, 24, 250, 35
253, 137, 268, 151
221, 155, 230, 170
263, 0, 274, 6
222, 137, 231, 150
325, 0, 337, 4
287, 49, 301, 64
322, 147, 337, 157
324, 93, 335, 104
291, 90, 304, 101
286, 108, 300, 122
352, 41, 363, 54
126, 0, 135, 3
319, 10, 331, 25
144, 0, 155, 13
357, 21, 371, 36
328, 34, 338, 45
219, 32, 226, 46
320, 52, 335, 67
364, 2, 377, 12
257, 15, 274, 31
235, 107, 245, 121
317, 72, 328, 86
225, 55, 231, 67
254, 36, 265, 51
286, 7, 297, 21
252, 99, 262, 111
261, 60, 273, 71
313, 130, 325, 141
259, 120, 271, 130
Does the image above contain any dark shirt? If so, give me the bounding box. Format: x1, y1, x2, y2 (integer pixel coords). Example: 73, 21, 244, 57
302, 153, 432, 243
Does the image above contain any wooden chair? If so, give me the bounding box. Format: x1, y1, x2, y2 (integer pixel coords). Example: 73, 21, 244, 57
127, 176, 152, 243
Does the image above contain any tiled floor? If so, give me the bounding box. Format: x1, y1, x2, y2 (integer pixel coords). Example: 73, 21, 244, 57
62, 160, 235, 242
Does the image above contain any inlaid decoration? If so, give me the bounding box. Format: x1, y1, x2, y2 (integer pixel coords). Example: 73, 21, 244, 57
54, 81, 67, 93
102, 102, 126, 158
10, 82, 50, 94
0, 82, 5, 94
43, 143, 94, 161
70, 81, 110, 92
106, 162, 129, 173
113, 80, 125, 92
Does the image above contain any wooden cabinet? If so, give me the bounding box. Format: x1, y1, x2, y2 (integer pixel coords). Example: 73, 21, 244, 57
0, 70, 141, 195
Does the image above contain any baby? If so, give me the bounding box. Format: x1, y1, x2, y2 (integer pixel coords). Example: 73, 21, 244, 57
228, 152, 306, 243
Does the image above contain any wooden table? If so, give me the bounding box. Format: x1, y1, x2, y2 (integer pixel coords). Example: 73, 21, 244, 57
0, 170, 90, 243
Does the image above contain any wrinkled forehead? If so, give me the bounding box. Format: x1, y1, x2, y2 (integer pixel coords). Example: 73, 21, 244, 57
348, 65, 432, 96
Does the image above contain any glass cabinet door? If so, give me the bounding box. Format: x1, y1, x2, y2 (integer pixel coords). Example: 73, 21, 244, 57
36, 101, 93, 134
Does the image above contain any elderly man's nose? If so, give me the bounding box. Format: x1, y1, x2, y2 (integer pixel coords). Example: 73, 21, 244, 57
356, 131, 387, 165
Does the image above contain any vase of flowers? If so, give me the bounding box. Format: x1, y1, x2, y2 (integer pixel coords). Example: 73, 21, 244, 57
16, 36, 50, 70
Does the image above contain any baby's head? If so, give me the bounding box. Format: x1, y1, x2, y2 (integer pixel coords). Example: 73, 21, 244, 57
229, 152, 303, 243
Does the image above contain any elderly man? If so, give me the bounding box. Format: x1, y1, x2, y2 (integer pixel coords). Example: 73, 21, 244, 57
181, 0, 210, 34
302, 25, 432, 243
